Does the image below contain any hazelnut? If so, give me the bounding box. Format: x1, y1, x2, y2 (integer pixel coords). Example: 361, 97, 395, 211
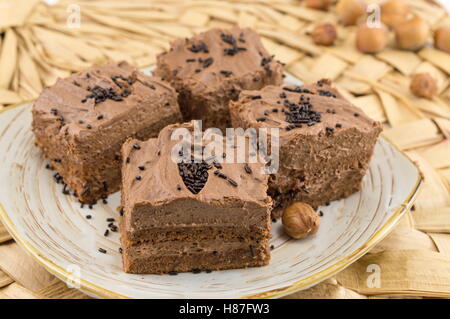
434, 26, 450, 54
356, 24, 388, 53
410, 73, 438, 99
311, 23, 337, 46
381, 0, 409, 28
305, 0, 333, 10
282, 202, 320, 239
395, 16, 430, 50
336, 0, 366, 26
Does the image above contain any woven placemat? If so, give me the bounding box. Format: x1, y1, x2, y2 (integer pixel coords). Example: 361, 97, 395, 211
0, 0, 449, 299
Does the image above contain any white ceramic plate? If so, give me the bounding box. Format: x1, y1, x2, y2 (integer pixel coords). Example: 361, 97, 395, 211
0, 72, 422, 298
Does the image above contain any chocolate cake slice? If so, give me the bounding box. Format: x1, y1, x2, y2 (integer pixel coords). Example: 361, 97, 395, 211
120, 122, 272, 274
32, 61, 182, 204
155, 27, 284, 129
230, 79, 383, 216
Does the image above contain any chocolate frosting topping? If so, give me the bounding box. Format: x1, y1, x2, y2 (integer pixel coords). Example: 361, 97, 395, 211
121, 122, 271, 207
156, 27, 283, 94
33, 61, 176, 140
231, 79, 378, 138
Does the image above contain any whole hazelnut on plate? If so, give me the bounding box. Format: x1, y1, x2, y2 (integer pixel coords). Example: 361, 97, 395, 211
311, 23, 337, 46
356, 24, 388, 53
306, 0, 332, 10
336, 0, 366, 26
434, 26, 450, 54
282, 202, 320, 239
381, 0, 409, 28
410, 73, 438, 99
395, 16, 430, 50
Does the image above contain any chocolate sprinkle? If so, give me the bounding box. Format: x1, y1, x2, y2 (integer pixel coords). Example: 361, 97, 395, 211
325, 127, 334, 137
214, 170, 227, 179
202, 57, 214, 68
244, 164, 252, 174
220, 70, 232, 77
98, 248, 107, 254
227, 177, 238, 187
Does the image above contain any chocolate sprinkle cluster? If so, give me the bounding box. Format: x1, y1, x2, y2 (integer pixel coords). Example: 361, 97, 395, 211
284, 94, 321, 126
283, 86, 311, 94
81, 74, 137, 105
260, 55, 274, 76
318, 89, 337, 98
178, 158, 212, 194
220, 33, 247, 56
188, 41, 209, 53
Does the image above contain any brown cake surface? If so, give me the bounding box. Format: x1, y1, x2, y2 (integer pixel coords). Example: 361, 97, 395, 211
120, 122, 272, 274
155, 27, 284, 129
230, 79, 383, 216
32, 61, 182, 203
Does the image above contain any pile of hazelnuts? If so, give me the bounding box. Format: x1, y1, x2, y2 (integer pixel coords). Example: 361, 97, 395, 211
308, 0, 447, 99
308, 0, 449, 53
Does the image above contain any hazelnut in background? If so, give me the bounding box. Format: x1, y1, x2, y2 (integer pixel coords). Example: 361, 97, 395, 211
305, 0, 333, 10
434, 26, 450, 54
356, 24, 388, 53
282, 202, 321, 239
311, 23, 338, 46
381, 0, 409, 28
410, 73, 438, 99
336, 0, 366, 26
395, 16, 430, 50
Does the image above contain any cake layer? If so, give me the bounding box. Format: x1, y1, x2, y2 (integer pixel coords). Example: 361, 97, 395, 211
270, 166, 366, 217
32, 61, 182, 203
120, 224, 270, 247
155, 27, 283, 129
122, 198, 271, 238
121, 238, 270, 274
